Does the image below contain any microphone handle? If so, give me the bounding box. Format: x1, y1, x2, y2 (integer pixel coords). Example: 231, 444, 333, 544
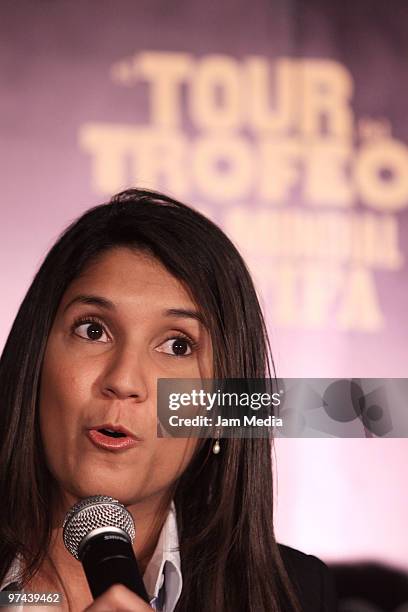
80, 531, 150, 603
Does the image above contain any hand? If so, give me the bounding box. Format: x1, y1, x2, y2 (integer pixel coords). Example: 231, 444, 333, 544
83, 584, 153, 611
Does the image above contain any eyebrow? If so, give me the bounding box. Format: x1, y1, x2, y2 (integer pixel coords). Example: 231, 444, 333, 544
63, 294, 207, 327
63, 294, 115, 313
165, 308, 207, 328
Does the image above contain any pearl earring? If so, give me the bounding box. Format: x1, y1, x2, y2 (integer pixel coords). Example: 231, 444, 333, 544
212, 431, 221, 455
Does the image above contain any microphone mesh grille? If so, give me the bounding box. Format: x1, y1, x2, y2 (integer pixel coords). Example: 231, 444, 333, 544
63, 495, 136, 559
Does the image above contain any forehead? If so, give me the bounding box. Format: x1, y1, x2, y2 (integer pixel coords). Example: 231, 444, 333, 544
60, 247, 196, 310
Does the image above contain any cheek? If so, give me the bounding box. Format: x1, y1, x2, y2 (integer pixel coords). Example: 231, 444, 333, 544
149, 438, 198, 486
41, 363, 74, 426
38, 345, 91, 466
40, 335, 96, 419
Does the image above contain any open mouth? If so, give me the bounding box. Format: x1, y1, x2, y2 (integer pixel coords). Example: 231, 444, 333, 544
87, 426, 140, 450
98, 428, 127, 438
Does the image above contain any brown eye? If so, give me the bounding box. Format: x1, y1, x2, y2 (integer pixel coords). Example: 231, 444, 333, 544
170, 338, 190, 356
156, 337, 193, 357
74, 321, 109, 343
85, 323, 103, 340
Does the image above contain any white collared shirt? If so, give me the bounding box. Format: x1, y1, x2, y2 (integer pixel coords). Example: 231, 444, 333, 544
0, 501, 183, 611
143, 501, 183, 611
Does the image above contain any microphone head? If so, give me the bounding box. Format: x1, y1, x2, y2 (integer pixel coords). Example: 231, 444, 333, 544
63, 495, 136, 560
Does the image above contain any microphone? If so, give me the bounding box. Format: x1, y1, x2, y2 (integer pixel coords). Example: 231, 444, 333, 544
62, 495, 150, 603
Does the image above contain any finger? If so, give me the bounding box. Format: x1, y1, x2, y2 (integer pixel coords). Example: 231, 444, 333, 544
83, 584, 152, 611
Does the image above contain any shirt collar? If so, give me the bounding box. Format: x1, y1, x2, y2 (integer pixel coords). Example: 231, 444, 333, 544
143, 500, 182, 612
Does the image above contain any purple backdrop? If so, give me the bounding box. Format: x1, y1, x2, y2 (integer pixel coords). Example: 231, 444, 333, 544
1, 0, 407, 571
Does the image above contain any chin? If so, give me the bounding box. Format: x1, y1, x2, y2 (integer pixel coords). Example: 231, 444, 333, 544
58, 477, 140, 508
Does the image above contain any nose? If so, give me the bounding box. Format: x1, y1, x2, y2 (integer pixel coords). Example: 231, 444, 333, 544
101, 345, 148, 402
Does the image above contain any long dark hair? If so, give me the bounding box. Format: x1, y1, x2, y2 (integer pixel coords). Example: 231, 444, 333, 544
0, 189, 301, 611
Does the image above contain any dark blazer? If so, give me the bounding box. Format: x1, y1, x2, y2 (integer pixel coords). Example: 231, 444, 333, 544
1, 545, 338, 611
279, 544, 338, 611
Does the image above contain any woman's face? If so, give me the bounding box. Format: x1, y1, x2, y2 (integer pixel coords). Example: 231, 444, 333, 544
39, 247, 212, 511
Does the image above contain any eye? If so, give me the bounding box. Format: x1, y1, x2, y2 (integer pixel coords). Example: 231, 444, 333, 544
72, 317, 110, 343
156, 334, 197, 357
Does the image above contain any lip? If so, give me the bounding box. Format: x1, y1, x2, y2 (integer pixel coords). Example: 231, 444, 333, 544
86, 423, 143, 452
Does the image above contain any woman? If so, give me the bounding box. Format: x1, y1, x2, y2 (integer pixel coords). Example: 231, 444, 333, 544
0, 189, 337, 611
